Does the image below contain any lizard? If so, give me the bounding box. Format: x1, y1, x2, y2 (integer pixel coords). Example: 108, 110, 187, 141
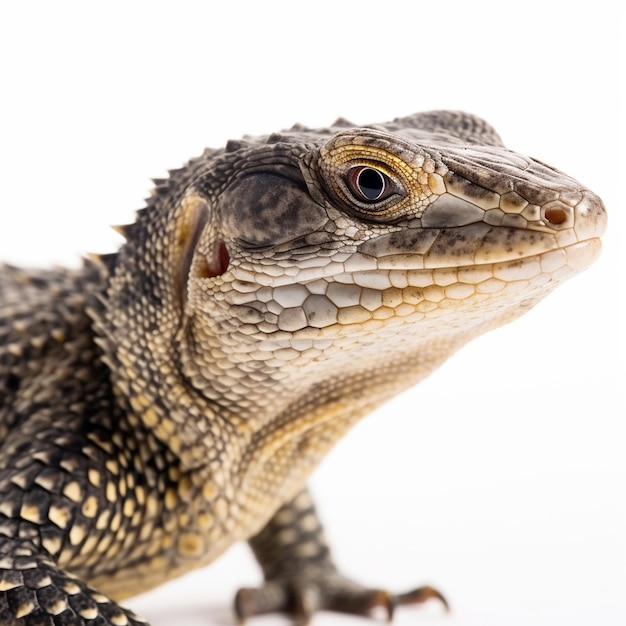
0, 110, 606, 625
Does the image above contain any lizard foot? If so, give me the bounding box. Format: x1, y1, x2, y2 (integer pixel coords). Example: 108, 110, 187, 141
234, 571, 447, 624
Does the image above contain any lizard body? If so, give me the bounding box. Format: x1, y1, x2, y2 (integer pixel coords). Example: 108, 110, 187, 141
0, 111, 606, 624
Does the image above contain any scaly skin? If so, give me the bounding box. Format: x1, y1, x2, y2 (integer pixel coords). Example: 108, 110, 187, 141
0, 111, 606, 624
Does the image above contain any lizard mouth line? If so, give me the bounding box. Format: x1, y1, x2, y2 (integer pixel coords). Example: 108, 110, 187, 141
328, 238, 603, 289
230, 238, 602, 297
388, 235, 600, 268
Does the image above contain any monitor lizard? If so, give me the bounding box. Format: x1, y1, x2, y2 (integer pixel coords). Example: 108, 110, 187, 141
0, 111, 607, 625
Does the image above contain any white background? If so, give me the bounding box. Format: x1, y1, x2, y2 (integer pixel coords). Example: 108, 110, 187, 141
0, 2, 624, 625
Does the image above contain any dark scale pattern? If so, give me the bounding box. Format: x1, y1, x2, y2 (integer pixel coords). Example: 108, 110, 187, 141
0, 111, 606, 624
0, 538, 147, 625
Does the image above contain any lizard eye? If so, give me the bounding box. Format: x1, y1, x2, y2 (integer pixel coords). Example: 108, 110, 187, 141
345, 166, 395, 203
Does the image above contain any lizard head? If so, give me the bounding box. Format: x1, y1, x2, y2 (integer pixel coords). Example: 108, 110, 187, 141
97, 111, 606, 460
178, 112, 605, 346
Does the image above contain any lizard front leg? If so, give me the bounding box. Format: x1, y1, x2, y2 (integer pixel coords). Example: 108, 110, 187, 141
0, 414, 151, 625
0, 537, 147, 626
235, 488, 446, 624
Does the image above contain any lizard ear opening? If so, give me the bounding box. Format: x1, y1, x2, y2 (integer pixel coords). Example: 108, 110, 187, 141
197, 241, 230, 279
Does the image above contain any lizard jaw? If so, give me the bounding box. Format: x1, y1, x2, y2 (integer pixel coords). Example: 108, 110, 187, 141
211, 237, 601, 344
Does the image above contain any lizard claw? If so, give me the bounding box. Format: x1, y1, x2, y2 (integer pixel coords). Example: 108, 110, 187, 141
361, 586, 448, 623
395, 585, 450, 613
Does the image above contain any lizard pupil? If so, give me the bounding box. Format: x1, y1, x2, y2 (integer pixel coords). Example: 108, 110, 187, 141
355, 167, 386, 201
344, 165, 397, 209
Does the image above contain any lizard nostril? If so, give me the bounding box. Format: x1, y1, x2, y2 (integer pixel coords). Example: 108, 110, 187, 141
544, 206, 567, 225
541, 201, 572, 229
